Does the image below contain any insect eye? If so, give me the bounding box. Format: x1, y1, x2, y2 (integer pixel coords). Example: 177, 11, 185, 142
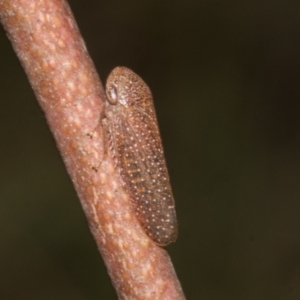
107, 84, 118, 105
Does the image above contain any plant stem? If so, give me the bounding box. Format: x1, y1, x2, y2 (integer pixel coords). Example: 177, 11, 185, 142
0, 0, 185, 299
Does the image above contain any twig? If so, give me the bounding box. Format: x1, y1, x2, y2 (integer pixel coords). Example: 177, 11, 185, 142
0, 0, 185, 299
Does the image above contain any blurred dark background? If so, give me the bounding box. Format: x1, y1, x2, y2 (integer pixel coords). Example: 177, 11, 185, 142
1, 0, 300, 299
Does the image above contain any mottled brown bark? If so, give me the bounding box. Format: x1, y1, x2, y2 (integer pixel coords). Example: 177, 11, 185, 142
0, 0, 185, 299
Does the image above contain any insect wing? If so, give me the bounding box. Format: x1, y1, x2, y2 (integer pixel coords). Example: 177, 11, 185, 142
118, 99, 177, 245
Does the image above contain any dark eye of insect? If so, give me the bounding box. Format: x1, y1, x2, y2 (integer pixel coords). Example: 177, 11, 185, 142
107, 85, 118, 105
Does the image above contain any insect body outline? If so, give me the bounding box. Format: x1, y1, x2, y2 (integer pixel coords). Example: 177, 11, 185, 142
103, 66, 177, 246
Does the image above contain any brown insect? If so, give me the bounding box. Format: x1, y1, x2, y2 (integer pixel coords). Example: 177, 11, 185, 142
103, 67, 177, 246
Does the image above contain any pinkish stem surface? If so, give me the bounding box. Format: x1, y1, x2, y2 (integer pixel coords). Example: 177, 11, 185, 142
0, 0, 185, 299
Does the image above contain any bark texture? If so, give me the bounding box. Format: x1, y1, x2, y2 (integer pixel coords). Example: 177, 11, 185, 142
0, 0, 185, 299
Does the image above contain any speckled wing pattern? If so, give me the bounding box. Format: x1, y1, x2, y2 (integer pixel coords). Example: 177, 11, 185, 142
104, 67, 177, 246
